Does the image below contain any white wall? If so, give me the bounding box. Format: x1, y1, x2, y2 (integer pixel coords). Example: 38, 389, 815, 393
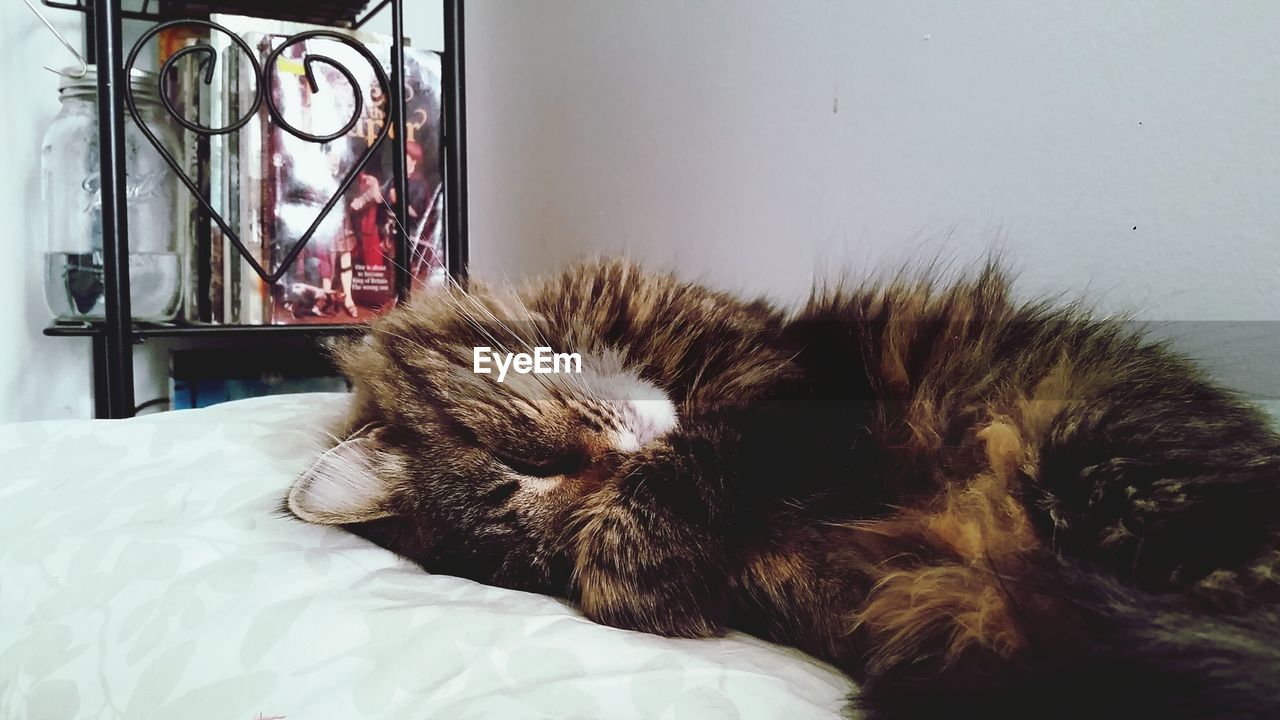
1, 2, 93, 421
3, 1, 1278, 421
463, 0, 1280, 397
0, 2, 441, 422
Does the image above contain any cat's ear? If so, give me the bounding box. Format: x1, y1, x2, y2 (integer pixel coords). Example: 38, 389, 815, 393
288, 435, 396, 524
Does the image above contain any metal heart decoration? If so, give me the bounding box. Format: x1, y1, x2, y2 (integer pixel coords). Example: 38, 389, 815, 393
124, 20, 392, 285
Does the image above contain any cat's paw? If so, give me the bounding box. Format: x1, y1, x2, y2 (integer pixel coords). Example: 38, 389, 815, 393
572, 451, 729, 638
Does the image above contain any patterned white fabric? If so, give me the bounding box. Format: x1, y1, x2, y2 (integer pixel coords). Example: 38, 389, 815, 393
0, 394, 853, 719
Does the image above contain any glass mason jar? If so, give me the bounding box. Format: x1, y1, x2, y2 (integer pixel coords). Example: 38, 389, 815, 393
42, 66, 183, 322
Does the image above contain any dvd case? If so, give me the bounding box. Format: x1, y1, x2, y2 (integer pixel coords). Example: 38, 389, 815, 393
165, 14, 446, 325
158, 28, 208, 323
260, 32, 445, 323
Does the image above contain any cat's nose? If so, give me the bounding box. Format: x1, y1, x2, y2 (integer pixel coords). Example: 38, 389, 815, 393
613, 398, 679, 452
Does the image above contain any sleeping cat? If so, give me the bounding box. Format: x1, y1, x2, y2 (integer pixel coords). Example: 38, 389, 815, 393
287, 259, 1280, 719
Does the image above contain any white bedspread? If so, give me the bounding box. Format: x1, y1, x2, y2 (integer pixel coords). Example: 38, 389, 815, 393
0, 394, 853, 719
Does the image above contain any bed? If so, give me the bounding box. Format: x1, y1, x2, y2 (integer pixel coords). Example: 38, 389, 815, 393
0, 394, 853, 719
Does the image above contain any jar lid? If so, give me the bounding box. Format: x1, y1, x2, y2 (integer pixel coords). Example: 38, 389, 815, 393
58, 65, 162, 104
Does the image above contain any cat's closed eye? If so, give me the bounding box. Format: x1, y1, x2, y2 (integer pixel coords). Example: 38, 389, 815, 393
498, 451, 588, 479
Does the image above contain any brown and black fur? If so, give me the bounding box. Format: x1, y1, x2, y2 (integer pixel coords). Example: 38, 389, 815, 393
287, 259, 1280, 719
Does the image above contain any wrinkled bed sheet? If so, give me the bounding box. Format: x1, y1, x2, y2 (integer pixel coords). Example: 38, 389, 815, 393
0, 393, 853, 719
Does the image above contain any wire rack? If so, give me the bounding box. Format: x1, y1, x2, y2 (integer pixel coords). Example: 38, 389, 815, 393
39, 0, 469, 418
42, 0, 377, 26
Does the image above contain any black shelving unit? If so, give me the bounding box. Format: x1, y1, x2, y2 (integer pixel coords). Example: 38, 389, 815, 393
40, 0, 469, 419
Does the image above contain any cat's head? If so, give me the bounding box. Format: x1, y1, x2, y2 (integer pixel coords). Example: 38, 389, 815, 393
285, 279, 680, 592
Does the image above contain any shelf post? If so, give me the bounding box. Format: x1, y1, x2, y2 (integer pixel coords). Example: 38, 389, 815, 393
91, 333, 110, 419
93, 0, 136, 418
391, 0, 410, 301
443, 0, 469, 280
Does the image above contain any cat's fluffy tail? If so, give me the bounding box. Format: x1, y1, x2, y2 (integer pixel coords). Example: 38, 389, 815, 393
855, 558, 1280, 720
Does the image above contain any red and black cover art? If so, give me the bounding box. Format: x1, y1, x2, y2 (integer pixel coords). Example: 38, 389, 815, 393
261, 36, 444, 324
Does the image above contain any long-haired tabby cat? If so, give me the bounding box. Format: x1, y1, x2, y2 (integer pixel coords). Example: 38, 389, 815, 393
288, 259, 1280, 719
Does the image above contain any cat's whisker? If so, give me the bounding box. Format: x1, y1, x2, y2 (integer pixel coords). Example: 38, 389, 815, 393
506, 287, 562, 374
328, 197, 438, 306
309, 427, 350, 452
343, 194, 507, 357
510, 292, 597, 400
438, 280, 514, 356
372, 195, 512, 356
377, 327, 438, 363
480, 272, 542, 353
375, 196, 441, 285
499, 274, 582, 397
449, 275, 539, 356
435, 275, 514, 355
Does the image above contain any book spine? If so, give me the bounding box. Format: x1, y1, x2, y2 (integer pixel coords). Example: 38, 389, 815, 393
174, 38, 203, 322
225, 50, 241, 325
240, 41, 265, 326
207, 29, 226, 324
265, 38, 286, 325
409, 50, 446, 295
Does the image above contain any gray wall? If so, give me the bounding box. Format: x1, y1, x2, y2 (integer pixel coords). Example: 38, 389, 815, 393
463, 0, 1280, 398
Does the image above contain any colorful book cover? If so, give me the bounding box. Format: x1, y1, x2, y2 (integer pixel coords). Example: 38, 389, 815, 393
165, 14, 447, 325
399, 51, 447, 295
260, 34, 445, 324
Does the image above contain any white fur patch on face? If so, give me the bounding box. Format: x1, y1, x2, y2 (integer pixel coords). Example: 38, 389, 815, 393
518, 475, 562, 495
289, 436, 395, 524
614, 397, 679, 452
575, 350, 679, 453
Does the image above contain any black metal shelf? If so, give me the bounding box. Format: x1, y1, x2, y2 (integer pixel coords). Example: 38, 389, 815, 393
44, 321, 368, 338
43, 0, 378, 27
43, 0, 469, 419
